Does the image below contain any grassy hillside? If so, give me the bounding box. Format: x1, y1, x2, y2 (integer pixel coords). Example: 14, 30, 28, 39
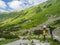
0, 0, 60, 31
0, 10, 28, 22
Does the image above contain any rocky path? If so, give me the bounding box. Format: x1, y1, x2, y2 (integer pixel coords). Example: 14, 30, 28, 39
4, 39, 50, 45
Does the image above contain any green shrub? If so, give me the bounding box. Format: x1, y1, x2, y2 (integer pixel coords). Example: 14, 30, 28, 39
33, 30, 42, 35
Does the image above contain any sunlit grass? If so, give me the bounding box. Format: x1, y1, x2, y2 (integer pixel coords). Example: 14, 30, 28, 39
0, 38, 18, 45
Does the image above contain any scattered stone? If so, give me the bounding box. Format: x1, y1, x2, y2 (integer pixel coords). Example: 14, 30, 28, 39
4, 39, 50, 45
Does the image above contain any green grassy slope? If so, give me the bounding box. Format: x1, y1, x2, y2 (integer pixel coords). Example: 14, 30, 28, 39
0, 0, 60, 31
0, 10, 27, 22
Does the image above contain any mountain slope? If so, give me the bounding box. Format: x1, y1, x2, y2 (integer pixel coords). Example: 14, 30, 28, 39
0, 0, 60, 31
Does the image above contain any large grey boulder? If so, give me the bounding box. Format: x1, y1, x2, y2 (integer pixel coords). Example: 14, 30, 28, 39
53, 27, 60, 42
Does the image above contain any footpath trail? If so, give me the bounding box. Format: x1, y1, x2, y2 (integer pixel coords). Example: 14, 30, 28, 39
4, 39, 50, 45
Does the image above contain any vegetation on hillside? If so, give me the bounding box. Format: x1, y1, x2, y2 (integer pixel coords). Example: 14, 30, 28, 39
0, 0, 60, 39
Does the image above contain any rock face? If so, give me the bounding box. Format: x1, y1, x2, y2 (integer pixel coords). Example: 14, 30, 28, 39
53, 27, 60, 42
